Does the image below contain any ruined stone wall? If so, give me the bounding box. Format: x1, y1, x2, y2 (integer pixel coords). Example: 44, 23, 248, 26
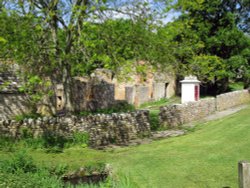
0, 94, 30, 119
0, 110, 151, 148
134, 86, 150, 107
72, 78, 116, 112
160, 98, 216, 128
125, 86, 150, 107
216, 90, 250, 111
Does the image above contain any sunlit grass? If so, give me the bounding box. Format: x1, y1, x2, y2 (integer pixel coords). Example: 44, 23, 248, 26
1, 106, 250, 187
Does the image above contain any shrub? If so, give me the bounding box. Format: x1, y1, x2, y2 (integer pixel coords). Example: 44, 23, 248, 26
0, 150, 37, 173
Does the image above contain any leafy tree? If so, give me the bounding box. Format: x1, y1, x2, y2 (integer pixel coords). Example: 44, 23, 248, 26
168, 0, 250, 93
0, 0, 174, 114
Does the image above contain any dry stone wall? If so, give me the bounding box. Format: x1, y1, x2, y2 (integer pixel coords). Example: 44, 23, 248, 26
160, 98, 216, 128
160, 90, 250, 128
0, 110, 151, 148
216, 90, 250, 111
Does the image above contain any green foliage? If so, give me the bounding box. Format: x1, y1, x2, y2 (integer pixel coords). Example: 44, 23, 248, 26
68, 132, 89, 148
47, 164, 69, 178
149, 110, 160, 131
18, 75, 53, 109
0, 136, 17, 152
20, 127, 33, 139
42, 131, 68, 153
189, 55, 228, 82
0, 130, 90, 152
2, 107, 250, 187
167, 0, 250, 92
0, 170, 63, 188
0, 152, 64, 187
0, 150, 37, 173
0, 81, 10, 91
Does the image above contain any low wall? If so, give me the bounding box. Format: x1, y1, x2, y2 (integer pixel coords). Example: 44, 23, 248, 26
0, 110, 151, 148
216, 90, 250, 111
0, 93, 30, 119
160, 90, 250, 128
160, 98, 216, 128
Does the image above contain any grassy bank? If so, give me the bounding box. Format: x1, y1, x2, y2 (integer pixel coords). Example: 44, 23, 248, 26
1, 106, 250, 187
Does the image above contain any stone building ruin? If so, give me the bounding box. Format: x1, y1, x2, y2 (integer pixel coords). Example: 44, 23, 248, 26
92, 68, 176, 107
0, 63, 30, 119
0, 62, 176, 118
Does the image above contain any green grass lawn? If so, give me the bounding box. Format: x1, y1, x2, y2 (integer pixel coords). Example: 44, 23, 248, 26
1, 106, 250, 187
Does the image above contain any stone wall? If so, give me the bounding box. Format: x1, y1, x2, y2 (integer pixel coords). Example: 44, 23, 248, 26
0, 94, 30, 119
153, 83, 166, 100
71, 78, 116, 112
160, 98, 216, 128
125, 86, 150, 107
160, 90, 250, 128
134, 86, 150, 107
216, 90, 250, 111
125, 86, 135, 105
0, 110, 151, 148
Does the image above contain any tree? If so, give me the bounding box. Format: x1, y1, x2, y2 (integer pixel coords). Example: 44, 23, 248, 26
0, 0, 174, 114
168, 0, 250, 93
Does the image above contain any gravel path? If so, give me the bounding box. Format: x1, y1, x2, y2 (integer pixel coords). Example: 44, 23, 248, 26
204, 104, 248, 121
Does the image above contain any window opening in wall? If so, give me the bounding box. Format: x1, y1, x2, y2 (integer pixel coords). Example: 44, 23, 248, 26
165, 83, 169, 98
57, 96, 62, 109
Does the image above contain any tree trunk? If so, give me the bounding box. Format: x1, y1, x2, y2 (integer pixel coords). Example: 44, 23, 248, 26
62, 66, 74, 114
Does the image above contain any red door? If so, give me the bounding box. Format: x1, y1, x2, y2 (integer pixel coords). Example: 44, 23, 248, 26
195, 85, 199, 101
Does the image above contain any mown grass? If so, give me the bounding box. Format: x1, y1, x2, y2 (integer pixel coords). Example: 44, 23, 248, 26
1, 106, 250, 187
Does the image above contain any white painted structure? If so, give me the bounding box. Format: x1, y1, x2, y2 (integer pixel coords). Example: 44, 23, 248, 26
180, 76, 200, 104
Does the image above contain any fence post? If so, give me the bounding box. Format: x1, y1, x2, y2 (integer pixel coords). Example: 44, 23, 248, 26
238, 161, 250, 188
